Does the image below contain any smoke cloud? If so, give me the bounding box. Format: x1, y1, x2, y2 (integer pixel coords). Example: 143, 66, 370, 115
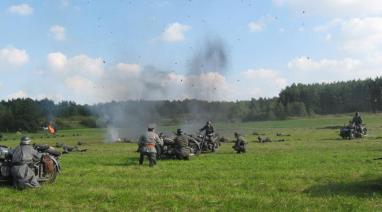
93, 37, 230, 141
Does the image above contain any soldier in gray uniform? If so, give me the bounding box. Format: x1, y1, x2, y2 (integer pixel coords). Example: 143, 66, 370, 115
232, 132, 246, 153
10, 136, 43, 189
174, 129, 190, 160
138, 124, 162, 167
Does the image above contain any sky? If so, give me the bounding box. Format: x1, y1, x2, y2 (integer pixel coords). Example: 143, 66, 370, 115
1, 0, 382, 104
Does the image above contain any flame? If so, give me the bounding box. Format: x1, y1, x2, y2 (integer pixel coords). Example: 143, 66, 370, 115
48, 124, 56, 134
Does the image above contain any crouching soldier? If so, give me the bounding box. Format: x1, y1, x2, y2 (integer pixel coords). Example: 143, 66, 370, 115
232, 132, 246, 153
138, 124, 162, 167
11, 136, 43, 189
174, 129, 190, 160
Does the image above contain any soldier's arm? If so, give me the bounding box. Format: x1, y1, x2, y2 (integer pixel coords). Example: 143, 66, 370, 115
199, 125, 206, 131
155, 134, 163, 145
138, 136, 144, 146
32, 148, 43, 161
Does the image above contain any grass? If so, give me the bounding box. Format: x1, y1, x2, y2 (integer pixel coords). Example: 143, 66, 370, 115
0, 113, 381, 211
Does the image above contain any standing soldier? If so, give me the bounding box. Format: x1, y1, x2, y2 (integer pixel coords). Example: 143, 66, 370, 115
10, 136, 43, 189
232, 132, 247, 153
138, 124, 162, 167
174, 129, 190, 160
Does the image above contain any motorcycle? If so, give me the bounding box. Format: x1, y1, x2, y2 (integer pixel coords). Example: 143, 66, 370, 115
192, 133, 219, 153
340, 124, 367, 140
0, 144, 61, 185
157, 132, 201, 159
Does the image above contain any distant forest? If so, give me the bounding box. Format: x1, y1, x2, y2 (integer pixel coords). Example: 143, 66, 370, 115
1, 77, 382, 132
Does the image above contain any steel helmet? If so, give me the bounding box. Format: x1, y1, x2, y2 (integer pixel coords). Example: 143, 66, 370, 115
20, 136, 32, 145
176, 128, 183, 135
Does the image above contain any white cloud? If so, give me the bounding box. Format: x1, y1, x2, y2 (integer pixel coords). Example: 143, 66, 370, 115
50, 25, 66, 41
115, 63, 141, 76
0, 47, 29, 66
7, 90, 28, 99
161, 22, 191, 42
183, 72, 231, 101
240, 69, 288, 97
314, 17, 382, 54
248, 15, 276, 33
70, 55, 104, 76
8, 4, 33, 16
47, 52, 104, 76
313, 19, 343, 32
248, 21, 264, 32
274, 0, 382, 17
65, 76, 95, 94
47, 52, 67, 71
286, 56, 382, 83
243, 69, 287, 86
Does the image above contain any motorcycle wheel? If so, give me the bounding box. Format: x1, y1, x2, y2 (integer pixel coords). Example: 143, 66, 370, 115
42, 165, 59, 184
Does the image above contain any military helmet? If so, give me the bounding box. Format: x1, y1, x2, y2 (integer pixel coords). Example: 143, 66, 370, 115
20, 136, 32, 145
234, 132, 239, 136
147, 123, 156, 130
176, 128, 183, 135
207, 120, 212, 125
355, 112, 360, 116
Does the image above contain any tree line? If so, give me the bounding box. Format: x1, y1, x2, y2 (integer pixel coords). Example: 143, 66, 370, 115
1, 77, 381, 132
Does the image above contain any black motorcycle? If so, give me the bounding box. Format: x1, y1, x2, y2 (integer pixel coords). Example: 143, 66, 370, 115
0, 144, 61, 184
340, 124, 367, 140
157, 133, 201, 159
192, 133, 219, 153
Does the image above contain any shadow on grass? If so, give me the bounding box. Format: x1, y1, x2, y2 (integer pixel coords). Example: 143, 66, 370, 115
305, 178, 382, 197
320, 138, 343, 141
317, 125, 343, 130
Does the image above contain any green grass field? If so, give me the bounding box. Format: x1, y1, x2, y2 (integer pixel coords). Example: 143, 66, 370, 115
0, 113, 382, 211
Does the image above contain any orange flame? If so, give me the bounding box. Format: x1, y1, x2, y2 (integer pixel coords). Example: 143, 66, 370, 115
48, 124, 56, 134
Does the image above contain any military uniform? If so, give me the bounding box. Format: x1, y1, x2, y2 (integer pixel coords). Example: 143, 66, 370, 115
200, 122, 215, 147
138, 131, 161, 167
233, 134, 246, 153
352, 113, 363, 133
11, 140, 43, 189
200, 123, 214, 135
174, 134, 190, 160
352, 115, 362, 126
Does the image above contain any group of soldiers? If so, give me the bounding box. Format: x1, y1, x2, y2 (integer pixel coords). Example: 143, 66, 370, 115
137, 121, 248, 167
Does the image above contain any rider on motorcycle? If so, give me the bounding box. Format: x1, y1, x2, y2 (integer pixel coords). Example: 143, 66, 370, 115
199, 121, 214, 141
10, 136, 43, 189
352, 112, 363, 132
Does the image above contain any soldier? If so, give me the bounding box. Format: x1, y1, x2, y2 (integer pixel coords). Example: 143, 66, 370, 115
10, 136, 43, 189
232, 132, 246, 153
352, 112, 363, 132
138, 124, 162, 167
257, 136, 272, 143
199, 121, 215, 148
174, 129, 190, 160
199, 121, 214, 136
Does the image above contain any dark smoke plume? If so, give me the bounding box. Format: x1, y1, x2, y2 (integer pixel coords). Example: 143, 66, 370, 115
188, 38, 228, 75
95, 37, 230, 141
